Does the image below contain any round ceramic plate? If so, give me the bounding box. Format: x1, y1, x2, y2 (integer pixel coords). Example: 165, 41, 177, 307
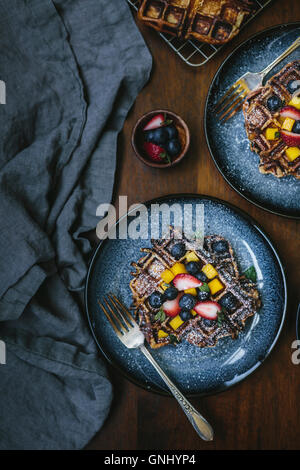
205, 23, 300, 219
85, 195, 287, 396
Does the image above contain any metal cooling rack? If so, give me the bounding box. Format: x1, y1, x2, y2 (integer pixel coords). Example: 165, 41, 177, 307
127, 0, 273, 67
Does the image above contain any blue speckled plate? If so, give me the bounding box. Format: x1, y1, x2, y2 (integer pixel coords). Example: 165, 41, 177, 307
205, 23, 300, 219
85, 195, 287, 397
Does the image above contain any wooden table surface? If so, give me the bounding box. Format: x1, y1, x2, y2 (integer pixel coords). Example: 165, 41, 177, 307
86, 0, 300, 450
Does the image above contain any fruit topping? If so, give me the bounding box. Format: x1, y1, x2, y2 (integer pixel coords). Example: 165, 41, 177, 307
266, 95, 282, 112
287, 80, 300, 94
219, 292, 238, 312
164, 124, 178, 140
265, 127, 279, 140
186, 261, 200, 275
286, 147, 300, 162
161, 268, 175, 284
143, 141, 166, 162
184, 288, 197, 296
179, 293, 196, 310
143, 113, 165, 131
281, 118, 295, 132
194, 301, 222, 320
169, 314, 184, 330
166, 139, 181, 156
211, 240, 229, 254
202, 263, 218, 280
163, 286, 178, 301
279, 105, 300, 121
171, 262, 187, 276
162, 294, 182, 317
194, 271, 208, 283
184, 251, 199, 263
280, 129, 300, 147
292, 120, 300, 134
148, 291, 164, 309
197, 290, 210, 302
207, 278, 224, 295
179, 309, 192, 321
170, 242, 186, 260
146, 126, 168, 145
173, 273, 202, 291
289, 96, 300, 110
158, 329, 168, 339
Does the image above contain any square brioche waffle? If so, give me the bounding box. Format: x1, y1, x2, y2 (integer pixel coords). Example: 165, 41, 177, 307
130, 227, 261, 349
137, 0, 257, 45
243, 60, 300, 179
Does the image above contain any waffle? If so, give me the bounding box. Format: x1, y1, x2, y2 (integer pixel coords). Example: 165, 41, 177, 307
137, 0, 257, 45
243, 60, 300, 179
130, 227, 261, 349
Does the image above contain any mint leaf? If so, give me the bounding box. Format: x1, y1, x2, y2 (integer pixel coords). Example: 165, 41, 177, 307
169, 334, 179, 346
244, 265, 257, 282
217, 308, 226, 327
199, 282, 210, 293
154, 309, 166, 323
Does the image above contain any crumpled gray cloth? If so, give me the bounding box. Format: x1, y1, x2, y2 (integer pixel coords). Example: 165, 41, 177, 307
0, 0, 152, 449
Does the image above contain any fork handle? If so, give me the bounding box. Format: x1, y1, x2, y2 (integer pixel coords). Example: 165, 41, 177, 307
139, 344, 214, 441
260, 36, 300, 77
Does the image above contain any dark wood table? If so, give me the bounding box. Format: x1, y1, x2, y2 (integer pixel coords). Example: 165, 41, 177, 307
86, 0, 300, 450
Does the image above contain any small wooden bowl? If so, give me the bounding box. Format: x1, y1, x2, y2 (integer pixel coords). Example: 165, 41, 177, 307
131, 109, 190, 168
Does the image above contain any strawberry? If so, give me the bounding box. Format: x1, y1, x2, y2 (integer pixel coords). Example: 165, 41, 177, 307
279, 105, 300, 121
194, 301, 222, 320
143, 113, 165, 131
280, 129, 300, 147
162, 294, 182, 317
143, 141, 165, 162
173, 273, 202, 291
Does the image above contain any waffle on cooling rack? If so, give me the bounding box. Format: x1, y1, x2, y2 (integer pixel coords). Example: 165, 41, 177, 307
130, 227, 261, 349
243, 60, 300, 179
137, 0, 256, 45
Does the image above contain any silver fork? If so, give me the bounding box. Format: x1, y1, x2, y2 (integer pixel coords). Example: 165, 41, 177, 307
98, 293, 214, 441
214, 36, 300, 122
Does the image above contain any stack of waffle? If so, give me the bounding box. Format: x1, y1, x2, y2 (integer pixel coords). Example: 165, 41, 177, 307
137, 0, 256, 45
243, 60, 300, 179
130, 227, 261, 348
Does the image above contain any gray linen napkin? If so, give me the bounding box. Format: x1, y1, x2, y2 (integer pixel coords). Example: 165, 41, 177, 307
0, 0, 152, 449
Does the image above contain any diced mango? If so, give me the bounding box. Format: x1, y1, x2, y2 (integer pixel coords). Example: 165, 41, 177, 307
169, 315, 184, 330
184, 288, 197, 296
282, 117, 295, 132
191, 309, 197, 316
171, 262, 187, 276
265, 127, 279, 140
158, 329, 169, 339
286, 147, 300, 162
184, 251, 200, 262
289, 96, 300, 110
161, 282, 169, 291
208, 278, 224, 295
202, 263, 218, 279
161, 269, 175, 284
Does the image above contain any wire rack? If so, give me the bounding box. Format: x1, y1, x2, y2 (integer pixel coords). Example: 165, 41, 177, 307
127, 0, 273, 67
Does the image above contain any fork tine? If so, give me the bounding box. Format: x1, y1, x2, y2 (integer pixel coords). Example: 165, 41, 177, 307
216, 85, 244, 114
222, 100, 246, 122
214, 82, 241, 111
110, 294, 136, 325
219, 91, 248, 121
107, 294, 134, 328
98, 300, 123, 337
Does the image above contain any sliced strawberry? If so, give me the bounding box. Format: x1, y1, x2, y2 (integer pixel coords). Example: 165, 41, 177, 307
280, 129, 300, 147
279, 105, 300, 121
143, 113, 165, 131
143, 141, 165, 162
194, 301, 221, 320
162, 294, 182, 318
173, 273, 202, 291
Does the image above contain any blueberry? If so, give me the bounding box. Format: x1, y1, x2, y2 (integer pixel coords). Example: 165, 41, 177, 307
292, 120, 300, 134
194, 271, 208, 283
266, 95, 282, 112
197, 290, 210, 302
180, 309, 192, 321
152, 126, 168, 145
164, 124, 178, 140
148, 291, 164, 309
179, 294, 196, 310
144, 130, 156, 142
163, 286, 178, 301
287, 80, 300, 94
211, 240, 229, 254
171, 242, 186, 260
166, 139, 181, 156
219, 293, 237, 312
186, 261, 200, 275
